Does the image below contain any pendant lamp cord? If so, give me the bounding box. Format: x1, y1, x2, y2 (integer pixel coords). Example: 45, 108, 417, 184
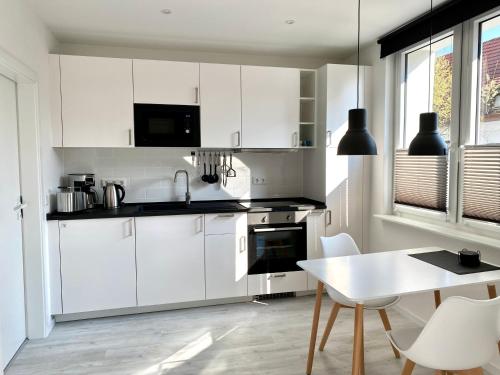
357, 0, 361, 109
428, 0, 433, 112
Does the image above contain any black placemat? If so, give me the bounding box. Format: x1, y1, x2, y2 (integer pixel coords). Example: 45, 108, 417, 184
409, 250, 500, 275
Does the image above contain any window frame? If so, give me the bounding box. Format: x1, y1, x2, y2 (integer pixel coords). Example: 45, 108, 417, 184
393, 25, 462, 223
392, 6, 500, 236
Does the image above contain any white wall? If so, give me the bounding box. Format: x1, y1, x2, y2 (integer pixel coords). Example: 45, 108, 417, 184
363, 42, 500, 371
62, 148, 304, 203
0, 0, 63, 341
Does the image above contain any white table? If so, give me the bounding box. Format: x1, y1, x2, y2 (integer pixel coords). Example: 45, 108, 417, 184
297, 247, 500, 375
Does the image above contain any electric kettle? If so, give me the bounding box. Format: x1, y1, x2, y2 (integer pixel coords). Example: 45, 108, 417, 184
103, 183, 125, 209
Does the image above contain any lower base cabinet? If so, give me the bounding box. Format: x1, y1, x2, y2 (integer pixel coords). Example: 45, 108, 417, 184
307, 210, 326, 290
247, 271, 308, 295
59, 218, 137, 314
135, 215, 205, 306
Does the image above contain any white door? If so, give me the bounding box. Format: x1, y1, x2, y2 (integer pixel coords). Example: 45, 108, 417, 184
200, 63, 242, 148
133, 60, 200, 105
135, 215, 205, 306
241, 66, 300, 148
60, 55, 134, 147
205, 213, 247, 299
0, 74, 26, 369
59, 218, 137, 314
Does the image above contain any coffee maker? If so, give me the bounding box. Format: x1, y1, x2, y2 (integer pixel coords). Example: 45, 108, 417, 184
67, 173, 98, 208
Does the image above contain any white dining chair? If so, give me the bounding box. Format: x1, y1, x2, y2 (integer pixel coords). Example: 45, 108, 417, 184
319, 233, 401, 357
387, 296, 500, 374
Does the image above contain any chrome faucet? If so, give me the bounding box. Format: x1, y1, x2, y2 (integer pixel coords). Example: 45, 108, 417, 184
174, 170, 191, 205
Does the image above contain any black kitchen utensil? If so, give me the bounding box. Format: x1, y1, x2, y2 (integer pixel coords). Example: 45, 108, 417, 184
207, 152, 215, 184
201, 152, 209, 182
213, 152, 219, 183
458, 249, 481, 268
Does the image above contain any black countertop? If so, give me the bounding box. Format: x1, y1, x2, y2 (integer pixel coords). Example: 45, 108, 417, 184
46, 197, 326, 221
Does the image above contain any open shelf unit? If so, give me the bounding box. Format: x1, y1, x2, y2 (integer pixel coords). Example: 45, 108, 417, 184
299, 70, 316, 148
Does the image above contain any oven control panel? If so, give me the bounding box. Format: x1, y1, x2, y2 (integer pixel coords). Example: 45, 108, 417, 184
247, 211, 309, 225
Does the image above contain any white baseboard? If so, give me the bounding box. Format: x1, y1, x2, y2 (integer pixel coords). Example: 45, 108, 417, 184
394, 305, 500, 374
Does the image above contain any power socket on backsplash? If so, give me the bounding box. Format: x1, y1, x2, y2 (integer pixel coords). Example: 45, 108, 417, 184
100, 178, 129, 188
252, 177, 267, 185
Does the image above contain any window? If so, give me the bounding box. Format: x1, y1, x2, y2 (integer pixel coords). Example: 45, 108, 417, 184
476, 15, 500, 144
395, 34, 456, 214
403, 35, 454, 147
394, 8, 500, 230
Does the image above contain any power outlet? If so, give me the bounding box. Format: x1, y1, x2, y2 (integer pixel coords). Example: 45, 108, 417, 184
252, 177, 267, 185
101, 178, 128, 188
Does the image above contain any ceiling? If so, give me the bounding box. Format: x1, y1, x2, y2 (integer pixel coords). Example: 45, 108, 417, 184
27, 0, 448, 59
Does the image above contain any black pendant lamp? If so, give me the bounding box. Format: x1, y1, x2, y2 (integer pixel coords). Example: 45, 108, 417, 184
338, 0, 377, 155
408, 0, 448, 156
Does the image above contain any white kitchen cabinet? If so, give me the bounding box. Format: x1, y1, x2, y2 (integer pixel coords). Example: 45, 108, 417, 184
306, 210, 326, 290
248, 271, 307, 295
200, 63, 242, 148
59, 55, 134, 147
49, 54, 62, 147
135, 215, 205, 306
59, 218, 137, 314
241, 66, 300, 148
133, 59, 200, 105
204, 213, 247, 299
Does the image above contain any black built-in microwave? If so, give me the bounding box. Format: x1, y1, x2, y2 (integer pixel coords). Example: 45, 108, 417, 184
134, 104, 200, 147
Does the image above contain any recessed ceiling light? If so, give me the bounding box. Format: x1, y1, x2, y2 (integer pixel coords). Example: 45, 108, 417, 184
161, 9, 172, 15
285, 19, 295, 25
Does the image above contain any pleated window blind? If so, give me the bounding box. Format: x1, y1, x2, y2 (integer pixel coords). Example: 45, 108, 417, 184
394, 149, 448, 211
462, 146, 500, 223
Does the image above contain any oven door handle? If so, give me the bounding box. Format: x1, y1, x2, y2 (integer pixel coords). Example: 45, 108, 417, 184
253, 227, 303, 233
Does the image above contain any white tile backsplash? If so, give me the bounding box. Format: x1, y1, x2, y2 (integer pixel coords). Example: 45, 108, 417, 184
62, 148, 303, 203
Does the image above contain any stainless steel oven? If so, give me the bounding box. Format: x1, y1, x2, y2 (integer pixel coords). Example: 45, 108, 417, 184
247, 211, 308, 275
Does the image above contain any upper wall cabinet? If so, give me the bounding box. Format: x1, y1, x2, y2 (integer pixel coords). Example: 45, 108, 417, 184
60, 55, 134, 147
241, 66, 300, 148
200, 63, 242, 148
133, 60, 200, 105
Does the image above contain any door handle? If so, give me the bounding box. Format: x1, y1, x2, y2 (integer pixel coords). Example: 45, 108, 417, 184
217, 214, 235, 218
326, 131, 332, 147
196, 215, 204, 233
268, 273, 286, 279
127, 219, 134, 237
128, 129, 132, 146
13, 203, 27, 212
253, 227, 303, 232
292, 132, 299, 147
326, 210, 332, 226
234, 131, 241, 147
239, 236, 246, 253
195, 87, 199, 104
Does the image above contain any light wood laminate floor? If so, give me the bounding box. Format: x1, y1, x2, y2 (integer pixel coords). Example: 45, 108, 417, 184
5, 296, 471, 375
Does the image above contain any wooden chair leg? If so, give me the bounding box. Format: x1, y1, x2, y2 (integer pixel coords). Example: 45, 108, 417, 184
378, 309, 400, 358
352, 304, 365, 375
434, 290, 442, 308
401, 359, 415, 375
319, 303, 341, 351
306, 281, 324, 375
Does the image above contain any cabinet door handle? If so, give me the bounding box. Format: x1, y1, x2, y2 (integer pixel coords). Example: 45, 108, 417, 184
268, 273, 286, 279
239, 236, 246, 253
292, 132, 298, 147
128, 129, 132, 146
196, 215, 204, 233
126, 219, 133, 237
234, 131, 241, 147
326, 210, 332, 226
217, 214, 235, 218
195, 87, 199, 104
326, 131, 332, 147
